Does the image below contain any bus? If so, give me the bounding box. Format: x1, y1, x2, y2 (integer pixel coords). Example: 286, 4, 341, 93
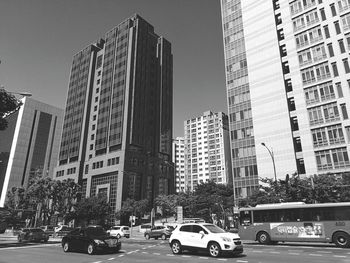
0, 207, 11, 233
239, 202, 350, 248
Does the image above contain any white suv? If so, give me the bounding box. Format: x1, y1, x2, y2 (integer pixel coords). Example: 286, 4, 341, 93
169, 223, 243, 257
107, 225, 130, 238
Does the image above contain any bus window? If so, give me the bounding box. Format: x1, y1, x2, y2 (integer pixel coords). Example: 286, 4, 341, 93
240, 211, 252, 226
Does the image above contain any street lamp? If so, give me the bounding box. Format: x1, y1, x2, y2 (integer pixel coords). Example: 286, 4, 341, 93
261, 142, 277, 182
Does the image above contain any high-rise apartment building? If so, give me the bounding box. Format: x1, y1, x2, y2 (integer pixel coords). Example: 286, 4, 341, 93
184, 111, 232, 191
53, 14, 174, 214
0, 97, 63, 206
172, 137, 185, 192
221, 0, 350, 198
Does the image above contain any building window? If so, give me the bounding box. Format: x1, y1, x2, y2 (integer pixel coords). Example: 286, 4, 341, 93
330, 4, 337, 16
343, 58, 350, 73
327, 43, 334, 57
339, 39, 346, 53
93, 115, 96, 121
332, 62, 339, 77
345, 126, 350, 142
97, 79, 100, 85
335, 21, 341, 34
91, 134, 94, 140
90, 144, 93, 150
341, 104, 349, 119
92, 124, 96, 130
320, 8, 326, 21
336, 83, 344, 98
94, 106, 97, 112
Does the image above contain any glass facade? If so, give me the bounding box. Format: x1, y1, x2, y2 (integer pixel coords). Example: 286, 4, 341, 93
221, 0, 259, 198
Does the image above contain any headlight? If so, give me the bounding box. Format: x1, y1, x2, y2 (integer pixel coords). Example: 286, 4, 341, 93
221, 237, 231, 242
94, 239, 105, 245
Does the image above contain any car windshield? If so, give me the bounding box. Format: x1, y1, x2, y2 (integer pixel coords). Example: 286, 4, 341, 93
203, 224, 226, 233
86, 227, 106, 236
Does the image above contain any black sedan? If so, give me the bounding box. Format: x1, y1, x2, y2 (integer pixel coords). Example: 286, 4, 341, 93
61, 226, 121, 255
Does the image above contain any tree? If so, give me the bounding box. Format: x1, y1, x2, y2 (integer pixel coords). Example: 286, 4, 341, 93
0, 89, 22, 130
116, 198, 149, 222
154, 194, 178, 219
241, 173, 350, 206
73, 194, 111, 226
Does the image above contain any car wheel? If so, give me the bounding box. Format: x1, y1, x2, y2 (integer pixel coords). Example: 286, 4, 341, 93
257, 231, 271, 245
161, 234, 167, 240
63, 242, 70, 252
145, 234, 150, 240
116, 234, 121, 239
155, 237, 158, 240
333, 232, 350, 248
171, 240, 182, 254
208, 242, 221, 258
87, 243, 95, 255
18, 236, 22, 243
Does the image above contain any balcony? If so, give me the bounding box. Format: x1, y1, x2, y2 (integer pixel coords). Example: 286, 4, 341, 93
310, 118, 324, 126
310, 35, 323, 45
316, 72, 331, 82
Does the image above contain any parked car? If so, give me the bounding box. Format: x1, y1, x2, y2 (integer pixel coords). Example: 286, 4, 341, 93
54, 225, 73, 237
144, 225, 172, 240
139, 224, 152, 233
40, 225, 55, 236
61, 225, 121, 255
169, 223, 243, 258
107, 225, 130, 238
17, 228, 49, 243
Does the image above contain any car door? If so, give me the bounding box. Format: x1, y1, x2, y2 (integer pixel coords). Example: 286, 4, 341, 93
189, 225, 209, 249
177, 225, 193, 247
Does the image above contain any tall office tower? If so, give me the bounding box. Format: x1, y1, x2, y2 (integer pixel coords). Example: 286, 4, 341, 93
221, 0, 350, 199
172, 137, 186, 192
53, 14, 174, 214
184, 111, 232, 191
0, 97, 63, 206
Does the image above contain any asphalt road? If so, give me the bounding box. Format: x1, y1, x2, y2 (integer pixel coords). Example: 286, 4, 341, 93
1, 238, 350, 263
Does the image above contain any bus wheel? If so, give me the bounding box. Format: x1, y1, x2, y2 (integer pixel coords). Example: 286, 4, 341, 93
257, 231, 271, 245
333, 232, 350, 248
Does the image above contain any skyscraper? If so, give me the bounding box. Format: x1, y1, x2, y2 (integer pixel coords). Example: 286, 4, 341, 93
221, 0, 350, 198
184, 111, 232, 191
53, 14, 174, 214
0, 97, 63, 206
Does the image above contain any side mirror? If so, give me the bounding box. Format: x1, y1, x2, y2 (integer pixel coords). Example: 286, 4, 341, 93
199, 230, 205, 237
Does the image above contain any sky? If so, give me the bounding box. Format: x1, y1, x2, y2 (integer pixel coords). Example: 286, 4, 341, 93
0, 0, 227, 138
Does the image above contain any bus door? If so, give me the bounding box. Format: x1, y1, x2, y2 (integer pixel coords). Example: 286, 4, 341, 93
239, 210, 255, 240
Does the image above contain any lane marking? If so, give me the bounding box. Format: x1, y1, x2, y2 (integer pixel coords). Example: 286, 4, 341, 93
142, 251, 148, 254
316, 251, 332, 254
251, 250, 263, 253
269, 251, 280, 254
181, 255, 191, 258
334, 255, 347, 258
166, 254, 175, 256
153, 253, 160, 255
217, 259, 227, 261
309, 254, 322, 256
118, 254, 124, 257
107, 258, 115, 261
0, 244, 59, 251
288, 253, 300, 255
92, 261, 102, 263
199, 257, 209, 259
237, 260, 248, 263
325, 247, 342, 250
